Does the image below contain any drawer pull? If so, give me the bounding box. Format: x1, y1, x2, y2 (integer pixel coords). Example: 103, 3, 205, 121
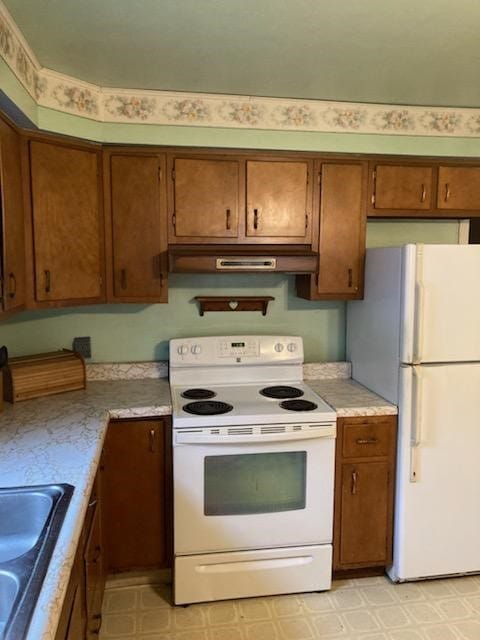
149, 428, 156, 453
226, 208, 231, 230
44, 269, 51, 293
253, 208, 259, 230
444, 183, 450, 202
91, 544, 102, 563
420, 183, 426, 203
356, 437, 378, 445
351, 470, 358, 495
8, 273, 16, 299
348, 268, 353, 288
120, 268, 127, 289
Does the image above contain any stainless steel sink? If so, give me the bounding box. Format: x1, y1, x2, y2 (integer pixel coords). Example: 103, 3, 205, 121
0, 484, 74, 640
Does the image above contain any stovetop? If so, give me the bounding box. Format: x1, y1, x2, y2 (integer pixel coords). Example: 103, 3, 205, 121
171, 381, 336, 428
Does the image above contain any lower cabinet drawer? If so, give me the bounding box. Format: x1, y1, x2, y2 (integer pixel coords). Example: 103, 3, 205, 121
342, 420, 395, 458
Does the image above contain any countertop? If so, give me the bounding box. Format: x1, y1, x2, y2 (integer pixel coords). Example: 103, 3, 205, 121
0, 379, 172, 640
0, 375, 395, 639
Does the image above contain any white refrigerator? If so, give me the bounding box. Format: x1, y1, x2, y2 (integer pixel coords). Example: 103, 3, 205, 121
347, 244, 480, 582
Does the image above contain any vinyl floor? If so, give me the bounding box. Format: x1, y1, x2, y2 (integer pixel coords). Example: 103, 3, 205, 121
99, 573, 480, 640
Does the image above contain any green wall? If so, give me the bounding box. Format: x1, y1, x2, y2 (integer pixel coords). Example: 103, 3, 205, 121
0, 221, 461, 363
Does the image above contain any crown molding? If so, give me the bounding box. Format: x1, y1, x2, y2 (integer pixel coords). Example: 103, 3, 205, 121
2, 1, 480, 137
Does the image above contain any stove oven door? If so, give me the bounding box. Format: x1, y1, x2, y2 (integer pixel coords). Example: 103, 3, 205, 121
173, 424, 336, 555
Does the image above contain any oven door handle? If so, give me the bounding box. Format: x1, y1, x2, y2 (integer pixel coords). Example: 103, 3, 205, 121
175, 426, 336, 445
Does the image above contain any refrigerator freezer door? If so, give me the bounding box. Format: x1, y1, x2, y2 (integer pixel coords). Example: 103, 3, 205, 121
389, 363, 480, 581
405, 244, 480, 364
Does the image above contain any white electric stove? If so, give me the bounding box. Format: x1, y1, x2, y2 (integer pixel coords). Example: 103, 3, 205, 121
169, 335, 337, 605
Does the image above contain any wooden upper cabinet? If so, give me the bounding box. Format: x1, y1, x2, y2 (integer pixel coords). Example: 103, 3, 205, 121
105, 152, 168, 302
0, 117, 25, 314
168, 154, 312, 243
170, 157, 240, 239
317, 163, 366, 298
246, 160, 311, 240
437, 166, 480, 210
296, 161, 366, 301
369, 161, 480, 217
371, 164, 434, 212
28, 139, 104, 304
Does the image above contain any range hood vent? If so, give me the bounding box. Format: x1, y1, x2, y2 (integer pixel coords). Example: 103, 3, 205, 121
168, 245, 318, 274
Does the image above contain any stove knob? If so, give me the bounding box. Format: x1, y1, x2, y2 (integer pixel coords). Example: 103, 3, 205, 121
274, 343, 284, 353
287, 342, 297, 352
191, 344, 202, 355
177, 344, 189, 355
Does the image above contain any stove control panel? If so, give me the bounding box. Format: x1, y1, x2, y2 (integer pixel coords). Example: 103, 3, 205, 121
170, 336, 304, 367
218, 339, 259, 357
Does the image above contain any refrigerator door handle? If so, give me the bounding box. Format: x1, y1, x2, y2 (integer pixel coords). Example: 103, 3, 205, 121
410, 366, 423, 482
413, 281, 425, 364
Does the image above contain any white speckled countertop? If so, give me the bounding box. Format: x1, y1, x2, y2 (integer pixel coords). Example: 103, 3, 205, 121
0, 365, 395, 639
306, 378, 397, 417
0, 379, 172, 640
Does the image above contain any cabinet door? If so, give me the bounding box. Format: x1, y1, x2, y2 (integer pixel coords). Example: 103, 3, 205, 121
171, 157, 239, 239
338, 461, 391, 566
106, 153, 167, 302
101, 419, 172, 571
246, 160, 311, 240
372, 164, 433, 211
29, 140, 104, 303
54, 546, 85, 640
84, 503, 104, 639
318, 163, 366, 298
0, 117, 25, 313
437, 166, 480, 211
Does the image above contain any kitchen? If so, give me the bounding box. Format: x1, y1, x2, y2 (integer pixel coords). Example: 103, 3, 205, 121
1, 1, 480, 639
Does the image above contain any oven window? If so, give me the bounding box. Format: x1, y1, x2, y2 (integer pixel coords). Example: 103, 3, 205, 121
204, 451, 307, 516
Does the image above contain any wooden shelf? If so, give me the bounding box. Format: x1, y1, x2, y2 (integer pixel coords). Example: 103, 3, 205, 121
194, 296, 274, 316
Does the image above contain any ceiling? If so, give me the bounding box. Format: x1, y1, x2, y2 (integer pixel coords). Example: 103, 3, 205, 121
4, 0, 480, 108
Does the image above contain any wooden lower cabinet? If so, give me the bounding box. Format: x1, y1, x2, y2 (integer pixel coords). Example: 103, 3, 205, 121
333, 415, 397, 573
101, 418, 173, 572
55, 477, 104, 640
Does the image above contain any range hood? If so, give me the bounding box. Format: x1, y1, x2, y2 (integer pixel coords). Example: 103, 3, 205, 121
168, 245, 318, 274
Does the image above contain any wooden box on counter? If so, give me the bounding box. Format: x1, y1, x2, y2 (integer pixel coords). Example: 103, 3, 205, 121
3, 350, 86, 402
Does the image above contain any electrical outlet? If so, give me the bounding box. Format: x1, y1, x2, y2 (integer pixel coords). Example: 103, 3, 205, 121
73, 336, 92, 359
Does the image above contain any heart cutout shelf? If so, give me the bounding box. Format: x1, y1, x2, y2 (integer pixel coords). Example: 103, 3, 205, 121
194, 296, 275, 316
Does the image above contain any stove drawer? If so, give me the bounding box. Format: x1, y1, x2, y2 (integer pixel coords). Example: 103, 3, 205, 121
174, 544, 332, 604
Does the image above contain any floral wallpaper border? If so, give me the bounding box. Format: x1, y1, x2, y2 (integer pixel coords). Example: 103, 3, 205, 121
2, 1, 480, 137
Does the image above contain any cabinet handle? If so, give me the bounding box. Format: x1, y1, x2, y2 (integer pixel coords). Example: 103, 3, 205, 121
8, 273, 16, 299
356, 438, 378, 445
420, 184, 426, 203
88, 498, 98, 508
351, 470, 358, 495
444, 183, 450, 202
44, 270, 51, 293
348, 268, 353, 288
120, 268, 127, 290
92, 544, 102, 564
149, 428, 156, 453
253, 208, 259, 230
226, 208, 231, 230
